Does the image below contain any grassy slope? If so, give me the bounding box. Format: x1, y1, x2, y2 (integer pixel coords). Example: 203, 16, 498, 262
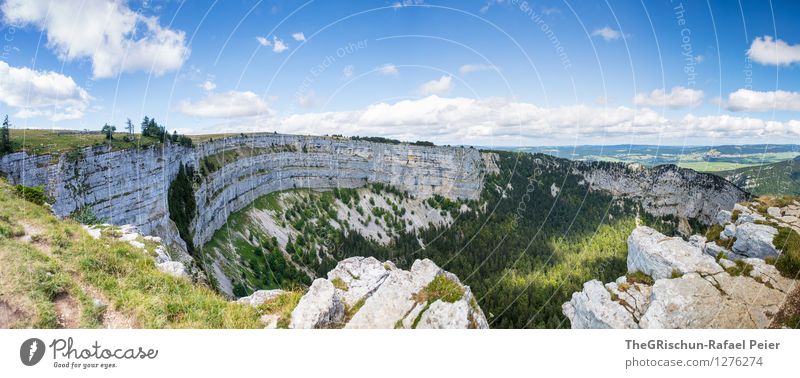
0, 178, 268, 328
717, 157, 800, 196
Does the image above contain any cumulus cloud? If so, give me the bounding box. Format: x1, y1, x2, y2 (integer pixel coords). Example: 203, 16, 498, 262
256, 36, 271, 47
0, 61, 90, 121
418, 75, 453, 95
376, 64, 399, 76
633, 86, 704, 108
2, 0, 189, 79
747, 36, 800, 66
726, 89, 800, 112
291, 32, 306, 41
459, 64, 497, 75
592, 26, 624, 41
176, 90, 272, 118
272, 36, 288, 53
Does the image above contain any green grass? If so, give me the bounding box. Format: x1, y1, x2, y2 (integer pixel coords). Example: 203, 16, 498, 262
0, 177, 264, 328
258, 291, 303, 329
415, 275, 465, 304
7, 129, 162, 156
725, 260, 754, 277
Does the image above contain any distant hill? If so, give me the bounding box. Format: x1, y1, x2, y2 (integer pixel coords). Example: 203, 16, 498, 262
717, 156, 800, 196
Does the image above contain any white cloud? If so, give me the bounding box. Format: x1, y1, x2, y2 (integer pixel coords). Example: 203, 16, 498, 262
291, 32, 305, 41
176, 90, 272, 118
592, 26, 623, 41
418, 75, 453, 95
459, 64, 497, 75
256, 36, 271, 47
2, 0, 189, 79
195, 95, 800, 144
272, 36, 288, 53
747, 36, 800, 66
392, 0, 425, 9
376, 64, 399, 76
726, 89, 800, 112
0, 61, 90, 121
342, 65, 355, 78
633, 86, 704, 108
200, 80, 216, 92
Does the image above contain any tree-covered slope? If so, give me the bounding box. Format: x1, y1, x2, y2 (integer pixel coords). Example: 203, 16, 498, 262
718, 156, 800, 196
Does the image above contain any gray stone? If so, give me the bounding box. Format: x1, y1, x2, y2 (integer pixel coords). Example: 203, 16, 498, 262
733, 223, 779, 258
715, 210, 732, 226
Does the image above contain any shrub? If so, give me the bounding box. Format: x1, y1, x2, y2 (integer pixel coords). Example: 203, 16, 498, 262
15, 184, 48, 205
626, 271, 654, 285
773, 227, 800, 278
70, 206, 101, 225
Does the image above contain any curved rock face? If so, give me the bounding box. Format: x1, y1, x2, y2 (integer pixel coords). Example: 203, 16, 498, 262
289, 257, 488, 329
0, 135, 485, 249
577, 163, 749, 224
564, 223, 798, 329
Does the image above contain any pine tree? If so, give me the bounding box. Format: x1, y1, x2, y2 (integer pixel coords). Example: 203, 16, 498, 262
126, 118, 134, 135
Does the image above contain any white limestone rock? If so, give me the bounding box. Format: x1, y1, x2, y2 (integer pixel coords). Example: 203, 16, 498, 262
767, 207, 783, 218
627, 226, 722, 279
688, 235, 706, 248
237, 289, 285, 307
562, 280, 638, 329
715, 210, 732, 226
722, 224, 736, 240
733, 223, 779, 258
157, 261, 187, 278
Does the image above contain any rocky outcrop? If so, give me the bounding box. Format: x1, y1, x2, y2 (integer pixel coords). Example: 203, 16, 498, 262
288, 257, 488, 329
576, 162, 749, 224
0, 134, 485, 255
564, 218, 798, 329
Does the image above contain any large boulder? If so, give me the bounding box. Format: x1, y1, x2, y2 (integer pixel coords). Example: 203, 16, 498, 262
733, 223, 779, 258
290, 279, 345, 329
627, 226, 722, 279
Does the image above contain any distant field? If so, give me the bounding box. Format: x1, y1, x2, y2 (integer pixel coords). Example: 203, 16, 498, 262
8, 129, 161, 155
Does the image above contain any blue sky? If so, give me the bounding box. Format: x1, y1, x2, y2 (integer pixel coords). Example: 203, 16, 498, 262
1, 0, 799, 146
